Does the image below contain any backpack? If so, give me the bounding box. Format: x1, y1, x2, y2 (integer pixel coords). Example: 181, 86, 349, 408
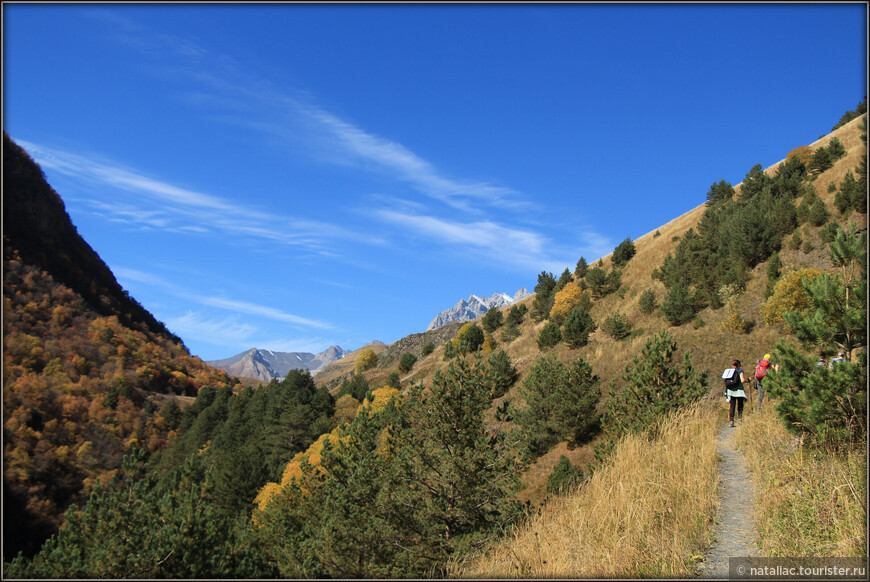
755, 359, 770, 380
722, 368, 741, 390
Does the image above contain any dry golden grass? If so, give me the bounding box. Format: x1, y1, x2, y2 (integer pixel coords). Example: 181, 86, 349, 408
735, 402, 866, 557
449, 400, 721, 578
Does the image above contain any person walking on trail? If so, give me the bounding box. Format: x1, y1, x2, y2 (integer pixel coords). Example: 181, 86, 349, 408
723, 359, 748, 427
754, 353, 778, 408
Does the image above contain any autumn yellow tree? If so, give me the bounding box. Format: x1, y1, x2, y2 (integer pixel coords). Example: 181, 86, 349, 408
550, 283, 585, 322
354, 348, 378, 373
763, 268, 823, 326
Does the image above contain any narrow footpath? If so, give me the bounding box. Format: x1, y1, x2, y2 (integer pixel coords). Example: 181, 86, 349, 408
695, 421, 759, 578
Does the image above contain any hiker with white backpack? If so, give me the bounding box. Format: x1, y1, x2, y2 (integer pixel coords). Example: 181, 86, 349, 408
722, 359, 749, 427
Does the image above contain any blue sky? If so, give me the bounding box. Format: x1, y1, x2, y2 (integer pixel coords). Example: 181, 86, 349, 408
3, 3, 866, 361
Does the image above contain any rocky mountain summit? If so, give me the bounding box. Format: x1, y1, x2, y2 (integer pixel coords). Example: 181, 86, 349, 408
427, 289, 531, 330
206, 345, 346, 382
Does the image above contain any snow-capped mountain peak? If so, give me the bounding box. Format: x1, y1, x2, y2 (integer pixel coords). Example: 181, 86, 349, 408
426, 289, 531, 331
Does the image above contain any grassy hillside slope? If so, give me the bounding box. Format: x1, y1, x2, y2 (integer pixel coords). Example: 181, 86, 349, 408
450, 113, 866, 577
340, 114, 866, 507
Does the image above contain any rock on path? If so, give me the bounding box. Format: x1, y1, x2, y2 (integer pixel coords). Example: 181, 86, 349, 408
696, 421, 759, 578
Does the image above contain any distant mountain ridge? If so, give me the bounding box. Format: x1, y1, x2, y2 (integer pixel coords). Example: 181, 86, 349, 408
427, 289, 531, 330
206, 345, 346, 382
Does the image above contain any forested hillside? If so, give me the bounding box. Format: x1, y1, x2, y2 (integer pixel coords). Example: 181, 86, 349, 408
4, 101, 865, 578
2, 135, 242, 558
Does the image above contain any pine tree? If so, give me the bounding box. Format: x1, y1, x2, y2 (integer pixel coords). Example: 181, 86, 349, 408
517, 354, 601, 455
481, 306, 504, 333
611, 237, 637, 267
596, 331, 707, 462
638, 288, 658, 314
398, 352, 417, 373
255, 357, 527, 578
659, 280, 702, 325
505, 303, 528, 327
555, 268, 574, 292
601, 310, 632, 340
389, 356, 527, 572
546, 455, 584, 495
8, 449, 274, 578
300, 403, 412, 578
808, 198, 830, 226
835, 171, 861, 214
536, 321, 562, 351
455, 322, 485, 354
764, 251, 783, 298
575, 256, 589, 279
585, 265, 608, 298
705, 179, 735, 206
487, 349, 518, 399
767, 226, 866, 446
531, 271, 557, 321
562, 305, 597, 349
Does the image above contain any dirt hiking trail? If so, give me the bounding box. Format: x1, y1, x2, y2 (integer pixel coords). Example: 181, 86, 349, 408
696, 421, 759, 578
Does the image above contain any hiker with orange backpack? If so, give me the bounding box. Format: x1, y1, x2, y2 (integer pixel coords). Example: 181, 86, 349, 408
754, 353, 778, 408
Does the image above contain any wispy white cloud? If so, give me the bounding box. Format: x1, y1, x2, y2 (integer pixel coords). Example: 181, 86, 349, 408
298, 105, 528, 212
199, 297, 334, 330
165, 311, 259, 348
70, 13, 612, 282
376, 210, 544, 252
114, 267, 334, 331
164, 311, 330, 356
18, 140, 384, 250
96, 12, 530, 214
374, 209, 558, 272
373, 209, 614, 274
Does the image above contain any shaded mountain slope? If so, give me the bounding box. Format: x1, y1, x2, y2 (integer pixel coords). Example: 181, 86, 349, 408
3, 133, 181, 345
2, 134, 240, 559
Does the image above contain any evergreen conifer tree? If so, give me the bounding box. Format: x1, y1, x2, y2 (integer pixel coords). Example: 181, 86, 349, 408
481, 306, 504, 332
767, 226, 866, 446
596, 331, 707, 462
517, 354, 601, 455
611, 237, 637, 267
546, 455, 584, 495
638, 288, 658, 314
575, 256, 588, 279
536, 321, 562, 351
487, 349, 518, 398
532, 271, 557, 321
562, 305, 597, 349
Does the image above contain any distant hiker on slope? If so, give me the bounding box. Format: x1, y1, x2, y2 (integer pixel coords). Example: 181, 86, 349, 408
722, 359, 748, 427
754, 353, 778, 408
